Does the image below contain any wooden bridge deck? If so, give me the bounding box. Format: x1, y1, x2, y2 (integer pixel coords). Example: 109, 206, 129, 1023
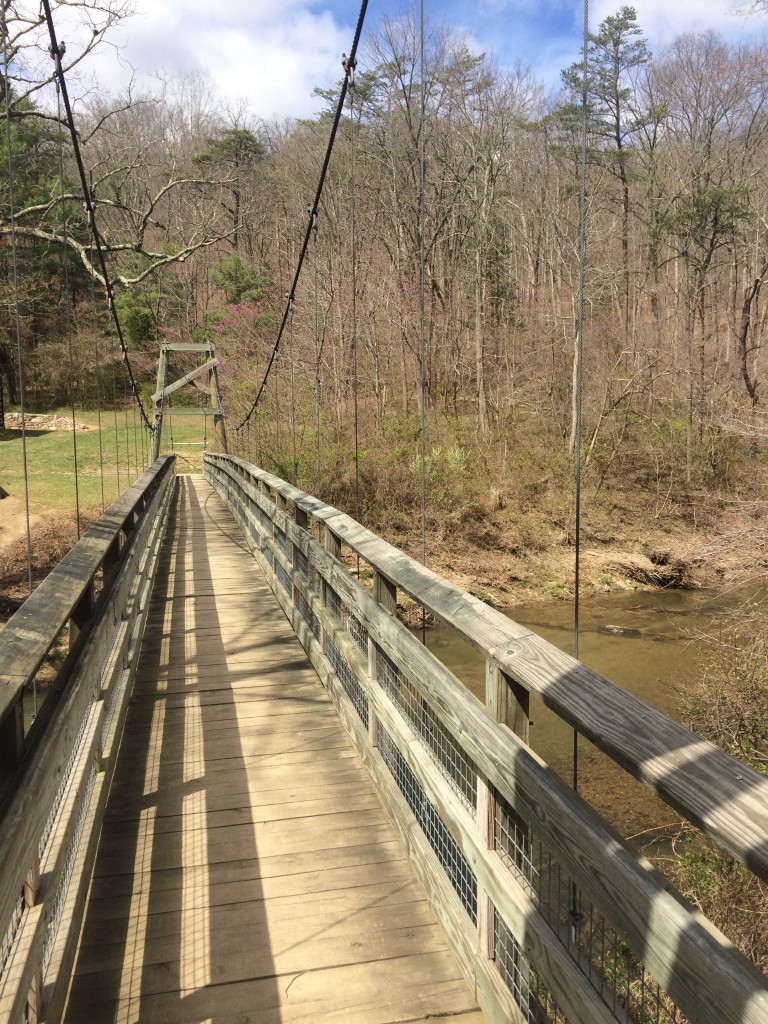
63, 475, 485, 1024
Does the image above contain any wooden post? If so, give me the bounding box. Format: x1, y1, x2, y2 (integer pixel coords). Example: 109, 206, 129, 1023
151, 344, 168, 462
486, 661, 529, 743
122, 511, 136, 541
369, 572, 397, 747
320, 526, 341, 653
102, 536, 121, 587
0, 700, 24, 771
20, 852, 48, 1018
476, 772, 495, 959
69, 582, 94, 646
484, 659, 530, 968
323, 526, 341, 594
24, 855, 40, 908
293, 507, 308, 601
26, 968, 43, 1024
210, 360, 228, 453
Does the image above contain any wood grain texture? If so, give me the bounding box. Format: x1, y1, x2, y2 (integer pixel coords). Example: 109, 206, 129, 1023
63, 476, 484, 1024
0, 456, 174, 722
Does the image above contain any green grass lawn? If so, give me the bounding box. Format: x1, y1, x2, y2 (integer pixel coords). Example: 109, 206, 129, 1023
0, 408, 212, 515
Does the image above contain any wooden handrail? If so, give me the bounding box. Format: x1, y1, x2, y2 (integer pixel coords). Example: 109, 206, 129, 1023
205, 453, 768, 883
0, 455, 174, 742
0, 456, 175, 1024
205, 452, 768, 1024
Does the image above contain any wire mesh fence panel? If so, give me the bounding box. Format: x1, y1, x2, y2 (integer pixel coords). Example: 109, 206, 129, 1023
275, 526, 288, 556
39, 697, 94, 862
494, 789, 683, 1024
494, 913, 570, 1024
295, 548, 309, 581
42, 764, 96, 971
326, 585, 342, 621
327, 636, 369, 728
342, 602, 368, 658
276, 560, 291, 594
296, 590, 321, 641
377, 650, 477, 812
377, 722, 477, 922
0, 890, 24, 986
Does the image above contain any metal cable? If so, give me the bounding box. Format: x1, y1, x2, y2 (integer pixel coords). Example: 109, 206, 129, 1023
418, 0, 428, 644
2, 8, 33, 595
40, 2, 154, 433
314, 227, 322, 493
90, 241, 106, 511
132, 397, 139, 470
236, 0, 369, 429
573, 0, 589, 795
289, 303, 298, 484
56, 81, 81, 536
111, 362, 121, 496
123, 378, 132, 480
139, 403, 147, 470
350, 85, 361, 527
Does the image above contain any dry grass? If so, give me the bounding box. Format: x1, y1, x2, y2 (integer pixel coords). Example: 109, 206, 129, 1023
0, 509, 97, 624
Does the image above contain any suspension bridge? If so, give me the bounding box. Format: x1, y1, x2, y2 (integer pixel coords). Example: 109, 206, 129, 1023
0, 453, 767, 1024
3, 0, 768, 1020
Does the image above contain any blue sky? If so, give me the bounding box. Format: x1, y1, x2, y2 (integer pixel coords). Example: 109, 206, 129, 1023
56, 0, 768, 121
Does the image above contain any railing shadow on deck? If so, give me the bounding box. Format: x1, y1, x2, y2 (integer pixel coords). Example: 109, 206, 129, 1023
63, 476, 283, 1022
204, 451, 768, 1024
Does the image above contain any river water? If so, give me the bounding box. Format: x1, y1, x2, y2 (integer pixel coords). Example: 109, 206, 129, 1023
424, 584, 764, 843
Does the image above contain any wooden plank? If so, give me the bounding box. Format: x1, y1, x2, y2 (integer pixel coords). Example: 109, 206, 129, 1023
162, 406, 222, 415
63, 477, 486, 1024
150, 358, 217, 403
0, 456, 174, 718
65, 951, 478, 1024
162, 343, 212, 352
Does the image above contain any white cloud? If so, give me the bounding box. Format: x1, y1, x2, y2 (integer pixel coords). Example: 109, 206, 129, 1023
44, 0, 353, 121
592, 0, 767, 52
24, 0, 768, 122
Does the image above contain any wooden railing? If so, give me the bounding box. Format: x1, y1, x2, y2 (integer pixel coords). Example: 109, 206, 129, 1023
205, 452, 768, 1024
0, 455, 175, 1024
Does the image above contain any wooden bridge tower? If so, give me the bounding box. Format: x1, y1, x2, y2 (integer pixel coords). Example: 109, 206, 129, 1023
151, 339, 227, 461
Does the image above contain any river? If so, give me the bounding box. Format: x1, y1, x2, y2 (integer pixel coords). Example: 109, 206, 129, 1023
423, 584, 764, 844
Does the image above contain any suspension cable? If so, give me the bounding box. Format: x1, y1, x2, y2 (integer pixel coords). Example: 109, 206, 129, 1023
123, 377, 132, 480
568, 0, 590, 938
235, 0, 369, 430
132, 395, 139, 471
418, 0, 428, 643
41, 3, 154, 434
289, 300, 298, 485
313, 215, 322, 493
111, 365, 121, 497
350, 77, 361, 527
54, 79, 82, 537
573, 0, 589, 795
3, 8, 33, 596
90, 229, 106, 511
